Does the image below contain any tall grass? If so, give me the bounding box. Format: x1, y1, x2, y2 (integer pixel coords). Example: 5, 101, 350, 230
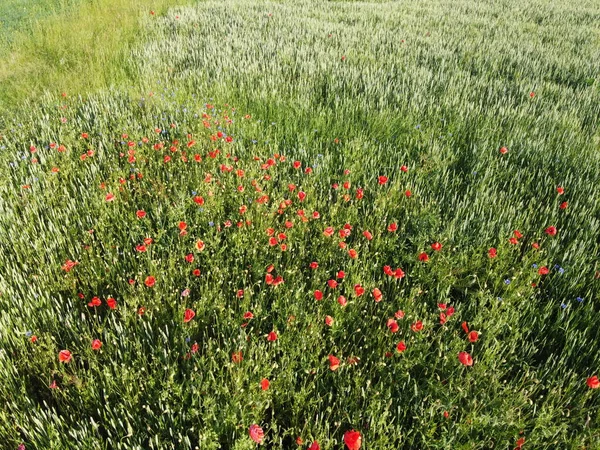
0, 0, 599, 448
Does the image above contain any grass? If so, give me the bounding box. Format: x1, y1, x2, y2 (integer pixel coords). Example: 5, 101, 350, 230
0, 0, 600, 448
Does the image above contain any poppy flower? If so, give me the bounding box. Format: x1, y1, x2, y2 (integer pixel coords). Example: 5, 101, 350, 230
513, 230, 523, 239
325, 315, 334, 326
468, 331, 479, 343
267, 331, 278, 341
500, 147, 508, 154
136, 244, 147, 253
363, 230, 373, 240
394, 268, 405, 279
431, 242, 442, 251
87, 296, 102, 307
195, 240, 205, 251
185, 253, 194, 263
30, 335, 38, 343
532, 242, 540, 249
378, 176, 388, 185
58, 350, 72, 363
327, 280, 338, 289
309, 261, 319, 269
461, 321, 469, 334
373, 288, 383, 303
91, 339, 102, 350
249, 424, 264, 444
314, 290, 323, 301
395, 310, 405, 319
396, 341, 406, 353
261, 378, 270, 391
488, 248, 497, 258
538, 266, 549, 275
308, 442, 320, 450
545, 226, 557, 236
136, 210, 146, 219
144, 276, 156, 287
418, 252, 429, 262
323, 227, 334, 237
348, 249, 358, 259
559, 201, 568, 210
411, 321, 423, 332
337, 295, 348, 307
557, 186, 564, 195
343, 430, 362, 450
458, 351, 473, 366
400, 165, 408, 172
509, 237, 518, 245
387, 222, 398, 232
328, 354, 340, 371
298, 191, 306, 201
232, 351, 243, 363
353, 284, 365, 297
515, 437, 525, 449
587, 376, 599, 389
184, 309, 195, 323
387, 318, 399, 333
337, 271, 345, 279
193, 269, 201, 277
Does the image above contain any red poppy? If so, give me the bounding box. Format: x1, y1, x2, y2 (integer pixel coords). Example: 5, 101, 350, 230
418, 252, 429, 262
106, 297, 117, 309
468, 331, 479, 343
194, 195, 205, 205
343, 430, 362, 450
184, 309, 195, 323
411, 321, 423, 332
387, 222, 398, 232
261, 378, 270, 391
87, 296, 101, 307
509, 237, 518, 245
587, 376, 599, 389
249, 424, 264, 444
91, 339, 102, 350
378, 176, 388, 185
232, 351, 243, 363
431, 242, 442, 251
185, 253, 194, 263
327, 280, 338, 289
144, 276, 156, 287
394, 268, 405, 279
538, 266, 549, 275
193, 269, 201, 277
461, 321, 469, 334
532, 242, 540, 249
515, 437, 525, 449
308, 442, 320, 450
267, 331, 278, 341
58, 350, 72, 363
348, 249, 358, 259
556, 186, 564, 195
458, 351, 473, 366
500, 147, 508, 154
328, 354, 340, 371
309, 261, 319, 269
337, 271, 345, 279
136, 210, 146, 218
314, 290, 323, 301
195, 240, 205, 251
545, 226, 557, 236
559, 201, 568, 210
298, 191, 306, 201
325, 315, 334, 327
373, 288, 383, 303
353, 284, 365, 297
513, 230, 523, 239
387, 318, 399, 333
30, 335, 38, 343
337, 295, 348, 307
61, 259, 79, 271
323, 227, 334, 237
396, 341, 406, 353
363, 230, 373, 240
488, 247, 497, 258
395, 310, 405, 319
136, 244, 147, 253
400, 165, 408, 172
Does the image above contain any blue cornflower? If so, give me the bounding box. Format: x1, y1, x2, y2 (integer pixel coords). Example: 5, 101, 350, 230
558, 267, 565, 275
185, 337, 191, 343
561, 303, 567, 309
576, 297, 583, 303
209, 221, 215, 227
504, 279, 511, 285
532, 264, 538, 269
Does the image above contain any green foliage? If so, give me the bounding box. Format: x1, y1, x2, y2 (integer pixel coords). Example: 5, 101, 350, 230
0, 0, 599, 449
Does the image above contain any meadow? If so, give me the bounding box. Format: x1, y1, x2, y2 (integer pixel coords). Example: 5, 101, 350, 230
0, 0, 599, 448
